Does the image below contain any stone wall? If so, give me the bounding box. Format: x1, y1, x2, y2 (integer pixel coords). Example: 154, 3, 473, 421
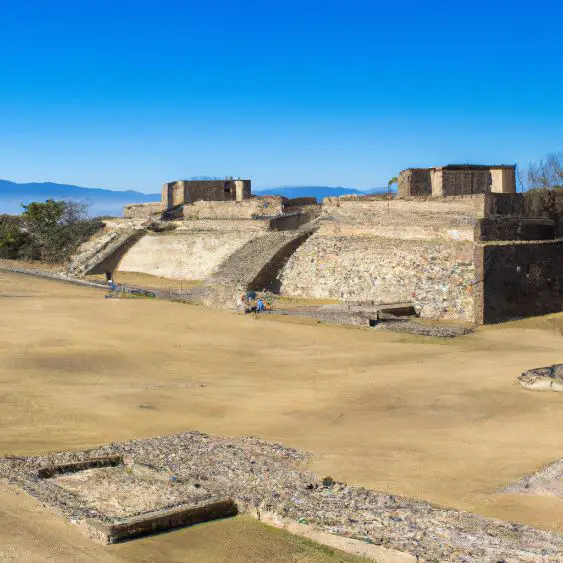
183, 199, 283, 220
432, 168, 492, 196
320, 197, 485, 241
162, 180, 251, 210
123, 202, 162, 220
476, 218, 556, 241
280, 231, 476, 321
118, 230, 261, 280
523, 189, 563, 236
483, 190, 563, 236
112, 188, 560, 323
398, 169, 432, 197
398, 165, 516, 197
269, 212, 313, 231
179, 219, 271, 233
475, 240, 563, 323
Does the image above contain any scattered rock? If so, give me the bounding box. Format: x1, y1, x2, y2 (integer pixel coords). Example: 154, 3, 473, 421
518, 364, 563, 392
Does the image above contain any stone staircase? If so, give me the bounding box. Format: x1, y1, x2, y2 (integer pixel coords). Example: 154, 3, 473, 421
193, 223, 317, 308
66, 229, 146, 277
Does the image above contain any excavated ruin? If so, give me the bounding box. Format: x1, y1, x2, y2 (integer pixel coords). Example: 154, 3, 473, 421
1, 431, 562, 561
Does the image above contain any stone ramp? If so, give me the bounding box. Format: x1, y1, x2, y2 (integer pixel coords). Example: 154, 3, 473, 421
66, 230, 146, 277
194, 225, 317, 308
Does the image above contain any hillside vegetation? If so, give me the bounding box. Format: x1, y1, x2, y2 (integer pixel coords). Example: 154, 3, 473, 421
0, 199, 102, 263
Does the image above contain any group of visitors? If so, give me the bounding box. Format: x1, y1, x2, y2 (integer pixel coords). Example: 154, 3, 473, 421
240, 290, 272, 314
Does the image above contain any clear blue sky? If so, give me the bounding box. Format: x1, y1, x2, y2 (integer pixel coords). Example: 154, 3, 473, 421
1, 0, 561, 193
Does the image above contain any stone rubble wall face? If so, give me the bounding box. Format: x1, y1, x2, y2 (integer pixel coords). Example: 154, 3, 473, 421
118, 231, 262, 280
197, 229, 315, 308
279, 231, 476, 321
322, 197, 486, 223
123, 203, 162, 220
183, 199, 283, 220
320, 198, 484, 242
178, 219, 271, 232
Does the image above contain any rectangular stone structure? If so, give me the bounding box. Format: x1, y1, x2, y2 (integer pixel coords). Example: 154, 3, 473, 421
398, 169, 431, 197
85, 499, 238, 544
398, 165, 516, 197
162, 180, 251, 210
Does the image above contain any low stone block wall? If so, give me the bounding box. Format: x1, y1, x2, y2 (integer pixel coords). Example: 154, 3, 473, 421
484, 193, 524, 217
523, 189, 563, 237
269, 212, 311, 231
476, 218, 556, 241
178, 219, 270, 233
183, 199, 283, 220
322, 197, 486, 227
123, 203, 162, 220
484, 190, 563, 233
318, 198, 486, 242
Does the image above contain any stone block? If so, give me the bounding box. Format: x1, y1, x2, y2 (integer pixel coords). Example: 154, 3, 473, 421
85, 500, 238, 544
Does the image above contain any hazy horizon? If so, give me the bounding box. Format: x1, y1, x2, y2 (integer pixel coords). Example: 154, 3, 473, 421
0, 177, 384, 195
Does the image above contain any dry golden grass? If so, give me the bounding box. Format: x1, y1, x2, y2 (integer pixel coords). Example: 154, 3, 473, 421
1, 270, 562, 561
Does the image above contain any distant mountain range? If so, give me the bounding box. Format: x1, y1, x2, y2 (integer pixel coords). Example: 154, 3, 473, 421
0, 180, 160, 217
0, 180, 389, 216
254, 186, 388, 200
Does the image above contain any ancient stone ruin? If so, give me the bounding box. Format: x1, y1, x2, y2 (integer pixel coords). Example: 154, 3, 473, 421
2, 431, 562, 561
162, 179, 251, 210
398, 164, 516, 197
67, 171, 563, 324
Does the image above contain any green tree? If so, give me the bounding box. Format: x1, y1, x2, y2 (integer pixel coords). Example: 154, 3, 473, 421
21, 199, 66, 261
0, 215, 28, 259
20, 199, 101, 263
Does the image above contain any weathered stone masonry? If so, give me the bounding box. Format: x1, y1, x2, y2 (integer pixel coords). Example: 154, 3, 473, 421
280, 235, 475, 321
279, 198, 479, 321
279, 192, 562, 323
399, 164, 516, 197
163, 179, 251, 210
72, 171, 562, 325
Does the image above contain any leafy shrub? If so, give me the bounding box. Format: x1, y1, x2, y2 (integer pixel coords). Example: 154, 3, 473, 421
0, 215, 29, 259
0, 200, 102, 263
